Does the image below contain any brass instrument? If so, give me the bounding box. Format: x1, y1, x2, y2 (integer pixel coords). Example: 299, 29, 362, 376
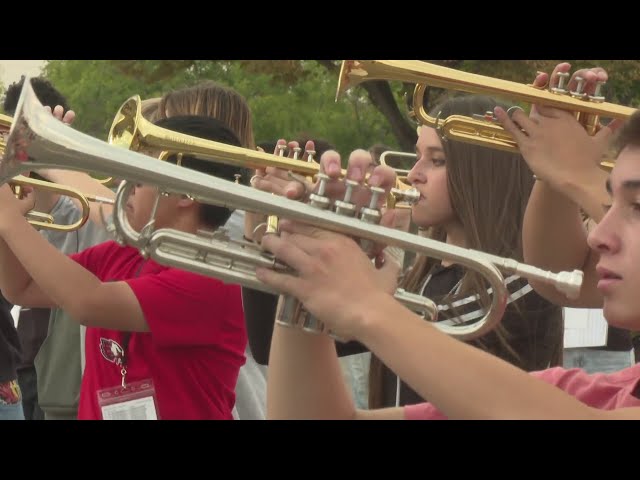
109, 94, 421, 210
10, 175, 114, 232
336, 60, 633, 169
108, 95, 418, 332
4, 105, 114, 232
379, 150, 416, 184
1, 76, 583, 341
0, 113, 116, 185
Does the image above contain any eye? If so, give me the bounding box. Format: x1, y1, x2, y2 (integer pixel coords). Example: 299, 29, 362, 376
432, 157, 446, 167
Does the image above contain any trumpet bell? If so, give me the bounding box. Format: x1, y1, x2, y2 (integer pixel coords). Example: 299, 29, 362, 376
109, 95, 141, 151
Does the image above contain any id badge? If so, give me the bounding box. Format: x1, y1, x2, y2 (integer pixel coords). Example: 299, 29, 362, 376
97, 379, 159, 420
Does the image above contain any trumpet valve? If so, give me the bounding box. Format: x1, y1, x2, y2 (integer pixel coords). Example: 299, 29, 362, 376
570, 76, 587, 99
334, 179, 359, 217
550, 71, 570, 95
309, 173, 331, 210
305, 149, 316, 163
472, 111, 499, 123
359, 186, 384, 224
589, 81, 606, 103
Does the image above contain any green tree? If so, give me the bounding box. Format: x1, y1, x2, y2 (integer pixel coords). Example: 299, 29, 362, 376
43, 60, 640, 159
43, 60, 400, 156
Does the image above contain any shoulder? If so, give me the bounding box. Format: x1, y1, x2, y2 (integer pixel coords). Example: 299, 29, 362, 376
144, 266, 240, 300
532, 363, 640, 392
72, 240, 135, 271
84, 240, 128, 258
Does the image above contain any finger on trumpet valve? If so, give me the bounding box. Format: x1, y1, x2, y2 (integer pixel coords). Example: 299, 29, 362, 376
589, 80, 606, 103
308, 173, 331, 210
305, 149, 316, 163
333, 179, 359, 217
359, 186, 384, 224
550, 71, 570, 95
276, 144, 287, 156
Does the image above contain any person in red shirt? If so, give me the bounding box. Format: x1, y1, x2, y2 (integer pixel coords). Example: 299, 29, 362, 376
0, 115, 247, 420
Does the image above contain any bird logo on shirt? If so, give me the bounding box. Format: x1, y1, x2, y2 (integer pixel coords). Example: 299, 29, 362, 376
100, 337, 125, 365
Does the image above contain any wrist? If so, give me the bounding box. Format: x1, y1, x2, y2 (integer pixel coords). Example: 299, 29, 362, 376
352, 293, 401, 344
561, 168, 608, 213
0, 211, 23, 237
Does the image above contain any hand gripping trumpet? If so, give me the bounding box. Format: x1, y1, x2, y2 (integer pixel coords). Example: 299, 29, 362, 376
0, 76, 584, 341
337, 60, 634, 169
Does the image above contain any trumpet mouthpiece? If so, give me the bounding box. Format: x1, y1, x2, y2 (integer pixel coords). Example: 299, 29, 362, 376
556, 269, 584, 300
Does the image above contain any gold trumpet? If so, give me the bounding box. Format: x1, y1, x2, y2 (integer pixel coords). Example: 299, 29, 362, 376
336, 60, 634, 169
108, 94, 421, 209
0, 76, 584, 341
10, 175, 114, 232
378, 150, 417, 184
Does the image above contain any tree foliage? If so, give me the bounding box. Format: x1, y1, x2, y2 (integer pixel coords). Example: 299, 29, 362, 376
42, 60, 640, 160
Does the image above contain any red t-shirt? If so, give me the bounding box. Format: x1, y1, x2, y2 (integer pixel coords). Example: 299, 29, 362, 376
71, 241, 247, 420
404, 363, 640, 420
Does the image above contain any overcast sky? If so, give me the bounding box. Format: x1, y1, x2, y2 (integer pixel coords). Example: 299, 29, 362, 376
0, 60, 46, 87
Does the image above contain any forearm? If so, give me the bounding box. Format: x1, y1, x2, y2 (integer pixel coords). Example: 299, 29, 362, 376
1, 217, 102, 321
523, 180, 602, 307
36, 170, 115, 228
561, 167, 610, 223
358, 296, 600, 420
242, 287, 369, 364
267, 325, 356, 420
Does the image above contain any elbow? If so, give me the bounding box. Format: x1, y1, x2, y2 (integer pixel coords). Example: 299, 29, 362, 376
0, 280, 31, 306
1, 286, 23, 306
63, 291, 101, 328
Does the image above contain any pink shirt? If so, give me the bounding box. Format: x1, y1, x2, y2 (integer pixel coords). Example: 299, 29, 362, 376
404, 363, 640, 420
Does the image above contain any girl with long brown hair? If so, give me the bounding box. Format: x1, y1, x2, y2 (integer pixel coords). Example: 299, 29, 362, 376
244, 94, 564, 411
368, 95, 564, 408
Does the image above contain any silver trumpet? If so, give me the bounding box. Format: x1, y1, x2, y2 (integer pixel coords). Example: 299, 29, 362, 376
0, 76, 584, 342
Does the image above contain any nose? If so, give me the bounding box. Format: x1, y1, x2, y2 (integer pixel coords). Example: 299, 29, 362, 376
587, 208, 621, 255
407, 158, 426, 185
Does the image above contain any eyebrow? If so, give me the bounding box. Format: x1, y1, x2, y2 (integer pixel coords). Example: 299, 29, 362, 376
606, 178, 640, 194
416, 145, 444, 154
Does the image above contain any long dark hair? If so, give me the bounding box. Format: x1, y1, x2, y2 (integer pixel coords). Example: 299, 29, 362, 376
368, 95, 545, 408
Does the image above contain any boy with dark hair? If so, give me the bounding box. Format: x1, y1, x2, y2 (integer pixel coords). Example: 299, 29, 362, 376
3, 76, 70, 115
